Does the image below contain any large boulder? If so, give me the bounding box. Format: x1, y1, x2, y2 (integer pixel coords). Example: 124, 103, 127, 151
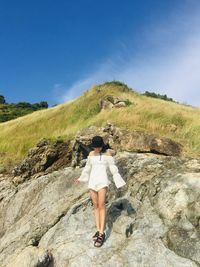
72, 122, 182, 166
0, 152, 199, 266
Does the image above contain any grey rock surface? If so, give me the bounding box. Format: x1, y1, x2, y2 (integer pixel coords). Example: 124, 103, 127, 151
0, 152, 199, 267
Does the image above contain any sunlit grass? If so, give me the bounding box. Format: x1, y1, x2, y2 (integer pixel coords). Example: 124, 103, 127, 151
0, 83, 200, 168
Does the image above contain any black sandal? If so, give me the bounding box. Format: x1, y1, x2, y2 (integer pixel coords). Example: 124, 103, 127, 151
92, 231, 99, 241
94, 232, 105, 247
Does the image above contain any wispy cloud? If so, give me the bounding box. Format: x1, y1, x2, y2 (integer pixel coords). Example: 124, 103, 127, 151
119, 10, 200, 107
57, 2, 200, 107
54, 59, 121, 103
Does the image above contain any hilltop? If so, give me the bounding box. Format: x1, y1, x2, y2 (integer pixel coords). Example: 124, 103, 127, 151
0, 81, 200, 170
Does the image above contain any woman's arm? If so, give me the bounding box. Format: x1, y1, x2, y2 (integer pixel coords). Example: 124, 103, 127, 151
77, 155, 92, 182
107, 156, 126, 188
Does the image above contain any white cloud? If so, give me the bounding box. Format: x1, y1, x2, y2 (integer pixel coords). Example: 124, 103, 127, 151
57, 59, 120, 103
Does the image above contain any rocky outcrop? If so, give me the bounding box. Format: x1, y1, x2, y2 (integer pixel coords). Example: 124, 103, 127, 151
0, 152, 199, 266
72, 123, 182, 166
11, 138, 72, 185
99, 95, 132, 110
9, 123, 182, 189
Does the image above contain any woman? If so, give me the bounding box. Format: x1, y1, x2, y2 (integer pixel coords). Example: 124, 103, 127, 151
74, 135, 126, 247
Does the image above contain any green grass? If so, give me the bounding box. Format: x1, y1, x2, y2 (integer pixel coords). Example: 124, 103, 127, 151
0, 82, 200, 170
0, 102, 48, 122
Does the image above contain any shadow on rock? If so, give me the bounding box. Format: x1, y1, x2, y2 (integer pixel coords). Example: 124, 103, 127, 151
105, 198, 136, 240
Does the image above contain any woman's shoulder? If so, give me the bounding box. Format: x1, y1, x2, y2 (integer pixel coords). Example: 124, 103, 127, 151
105, 148, 116, 156
88, 149, 116, 157
89, 151, 98, 156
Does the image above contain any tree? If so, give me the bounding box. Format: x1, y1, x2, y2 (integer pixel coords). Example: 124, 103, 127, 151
0, 95, 6, 104
39, 101, 48, 108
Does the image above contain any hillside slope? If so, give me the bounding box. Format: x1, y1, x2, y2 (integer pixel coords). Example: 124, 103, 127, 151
0, 82, 200, 168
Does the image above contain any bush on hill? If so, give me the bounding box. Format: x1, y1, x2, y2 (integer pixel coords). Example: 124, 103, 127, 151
142, 91, 175, 102
0, 101, 48, 122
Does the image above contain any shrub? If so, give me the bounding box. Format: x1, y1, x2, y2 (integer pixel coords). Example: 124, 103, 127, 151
102, 80, 132, 92
142, 91, 175, 102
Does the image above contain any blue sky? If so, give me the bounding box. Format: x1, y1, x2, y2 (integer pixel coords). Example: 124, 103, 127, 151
1, 0, 200, 107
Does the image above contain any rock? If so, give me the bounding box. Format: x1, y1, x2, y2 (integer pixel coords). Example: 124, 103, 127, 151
36, 249, 53, 267
166, 227, 200, 264
10, 123, 181, 185
5, 247, 54, 267
119, 131, 182, 156
72, 122, 182, 166
11, 138, 72, 185
100, 98, 114, 110
99, 95, 132, 110
0, 152, 199, 266
114, 101, 127, 108
36, 138, 50, 148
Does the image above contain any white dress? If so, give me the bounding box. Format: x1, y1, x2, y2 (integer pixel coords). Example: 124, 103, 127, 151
77, 154, 126, 191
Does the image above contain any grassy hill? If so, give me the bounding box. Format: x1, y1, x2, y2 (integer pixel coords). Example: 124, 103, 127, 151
0, 81, 200, 170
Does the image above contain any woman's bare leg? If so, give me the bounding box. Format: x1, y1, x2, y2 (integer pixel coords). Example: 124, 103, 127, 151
89, 189, 100, 231
98, 187, 108, 234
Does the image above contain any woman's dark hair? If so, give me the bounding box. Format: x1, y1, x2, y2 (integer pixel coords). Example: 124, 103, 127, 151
101, 143, 111, 153
89, 135, 111, 153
